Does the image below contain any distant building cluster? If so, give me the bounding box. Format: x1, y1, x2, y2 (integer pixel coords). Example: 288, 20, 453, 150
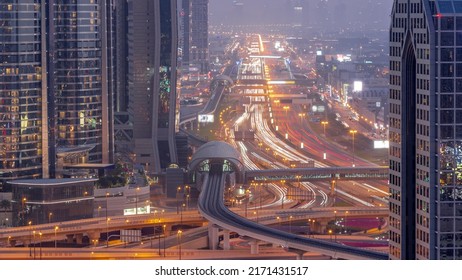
312, 37, 389, 125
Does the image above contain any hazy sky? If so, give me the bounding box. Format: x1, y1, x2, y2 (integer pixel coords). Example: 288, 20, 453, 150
209, 0, 393, 32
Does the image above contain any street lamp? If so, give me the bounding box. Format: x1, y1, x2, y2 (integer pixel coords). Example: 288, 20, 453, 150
162, 225, 166, 257
333, 210, 337, 241
28, 221, 32, 257
321, 121, 329, 136
33, 230, 36, 259
22, 198, 27, 226
349, 130, 357, 167
180, 203, 186, 229
135, 187, 140, 215
39, 232, 42, 260
283, 105, 290, 115
54, 226, 59, 248
344, 211, 349, 233
48, 212, 53, 224
177, 230, 183, 260
176, 186, 182, 214
106, 217, 111, 247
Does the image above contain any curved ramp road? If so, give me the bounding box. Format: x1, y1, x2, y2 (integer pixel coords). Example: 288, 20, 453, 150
198, 170, 388, 260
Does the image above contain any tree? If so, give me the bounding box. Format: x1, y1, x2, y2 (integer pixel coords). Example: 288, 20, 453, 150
0, 199, 11, 226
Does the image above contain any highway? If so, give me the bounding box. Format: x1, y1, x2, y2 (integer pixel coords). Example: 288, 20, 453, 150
198, 168, 388, 260
229, 34, 389, 209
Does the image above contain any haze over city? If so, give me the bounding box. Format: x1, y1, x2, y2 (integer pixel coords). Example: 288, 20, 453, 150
210, 0, 392, 32
0, 0, 459, 262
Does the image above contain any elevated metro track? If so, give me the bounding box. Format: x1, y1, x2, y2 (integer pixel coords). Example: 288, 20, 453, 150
198, 170, 388, 260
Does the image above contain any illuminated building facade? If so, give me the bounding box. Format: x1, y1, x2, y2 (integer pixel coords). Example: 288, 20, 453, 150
390, 0, 462, 259
128, 0, 179, 173
0, 1, 114, 186
0, 1, 45, 183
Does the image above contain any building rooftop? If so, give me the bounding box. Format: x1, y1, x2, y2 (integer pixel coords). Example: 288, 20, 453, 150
8, 178, 98, 186
64, 163, 115, 169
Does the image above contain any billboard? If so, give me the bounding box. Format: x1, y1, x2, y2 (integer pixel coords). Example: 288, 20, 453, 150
374, 140, 389, 149
353, 81, 363, 92
198, 114, 214, 123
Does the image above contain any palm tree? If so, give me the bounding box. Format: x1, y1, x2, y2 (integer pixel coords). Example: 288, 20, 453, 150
0, 199, 11, 226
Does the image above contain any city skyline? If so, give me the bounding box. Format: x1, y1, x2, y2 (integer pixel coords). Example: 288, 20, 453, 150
1, 0, 461, 261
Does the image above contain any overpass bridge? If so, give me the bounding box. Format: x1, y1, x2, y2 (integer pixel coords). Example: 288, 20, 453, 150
245, 166, 388, 183
236, 79, 315, 86
0, 212, 206, 247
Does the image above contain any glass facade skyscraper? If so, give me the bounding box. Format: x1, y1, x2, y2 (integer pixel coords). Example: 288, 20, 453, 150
0, 1, 46, 182
0, 1, 114, 185
54, 0, 105, 162
390, 0, 462, 259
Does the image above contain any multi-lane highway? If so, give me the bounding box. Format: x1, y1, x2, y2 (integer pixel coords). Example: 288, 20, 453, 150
227, 34, 389, 211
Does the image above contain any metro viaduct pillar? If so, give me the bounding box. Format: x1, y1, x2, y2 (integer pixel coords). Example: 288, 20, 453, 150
75, 234, 84, 244
314, 219, 329, 234
87, 231, 101, 246
223, 229, 230, 251
66, 234, 74, 243
286, 248, 306, 260
208, 224, 219, 250
249, 239, 261, 255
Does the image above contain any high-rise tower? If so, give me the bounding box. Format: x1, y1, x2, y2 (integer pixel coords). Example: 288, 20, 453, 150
52, 0, 114, 168
180, 0, 191, 66
0, 1, 114, 186
389, 0, 462, 260
128, 0, 179, 174
191, 0, 208, 73
0, 1, 46, 183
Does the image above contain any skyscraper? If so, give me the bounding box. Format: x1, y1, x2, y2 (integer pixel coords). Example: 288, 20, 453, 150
115, 0, 129, 113
180, 0, 191, 66
52, 0, 114, 168
128, 0, 179, 174
191, 0, 209, 73
389, 0, 462, 260
0, 1, 114, 185
0, 1, 45, 183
